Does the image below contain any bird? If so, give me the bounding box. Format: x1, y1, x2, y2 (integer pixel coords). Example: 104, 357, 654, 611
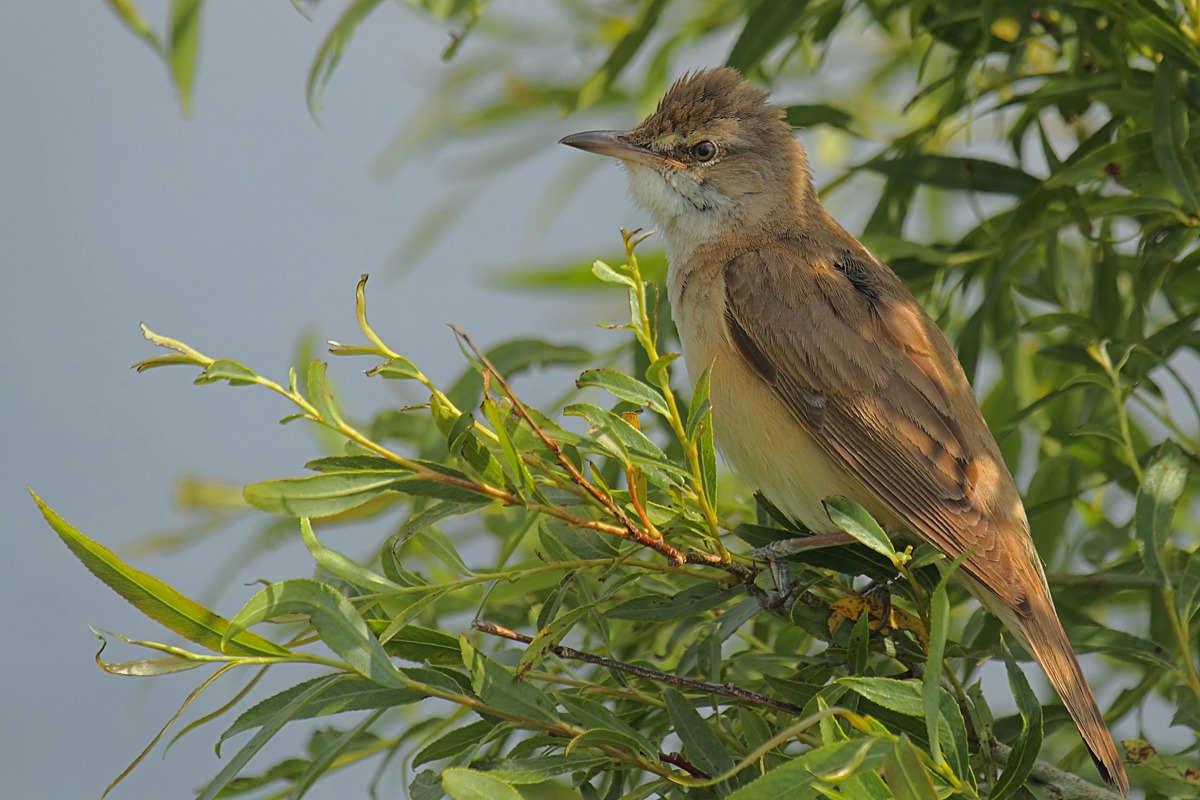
559, 67, 1128, 794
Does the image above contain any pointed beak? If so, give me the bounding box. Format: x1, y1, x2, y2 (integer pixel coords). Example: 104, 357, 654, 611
559, 130, 684, 169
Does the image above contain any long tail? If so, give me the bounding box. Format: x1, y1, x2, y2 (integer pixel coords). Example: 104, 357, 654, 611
1011, 598, 1129, 796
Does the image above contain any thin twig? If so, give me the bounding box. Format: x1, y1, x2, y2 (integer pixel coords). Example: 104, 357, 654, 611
472, 620, 804, 716
990, 741, 1124, 800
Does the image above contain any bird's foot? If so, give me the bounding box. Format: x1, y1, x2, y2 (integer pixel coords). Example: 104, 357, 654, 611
749, 532, 857, 609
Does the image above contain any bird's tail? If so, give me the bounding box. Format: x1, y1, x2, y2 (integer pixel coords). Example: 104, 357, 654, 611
1010, 599, 1129, 796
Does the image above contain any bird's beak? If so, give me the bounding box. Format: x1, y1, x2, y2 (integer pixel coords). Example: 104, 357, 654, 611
559, 130, 684, 169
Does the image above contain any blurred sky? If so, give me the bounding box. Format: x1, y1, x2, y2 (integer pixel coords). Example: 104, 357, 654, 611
0, 2, 647, 796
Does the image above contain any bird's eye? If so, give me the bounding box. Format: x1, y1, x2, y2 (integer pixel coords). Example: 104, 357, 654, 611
691, 141, 717, 162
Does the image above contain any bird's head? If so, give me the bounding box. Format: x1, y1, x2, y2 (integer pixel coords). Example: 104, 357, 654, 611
560, 68, 815, 249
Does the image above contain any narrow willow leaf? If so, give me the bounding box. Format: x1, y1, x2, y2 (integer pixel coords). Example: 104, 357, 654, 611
307, 0, 386, 112
288, 708, 384, 799
193, 358, 257, 386
645, 352, 679, 385
576, 368, 668, 415
883, 736, 939, 800
461, 638, 558, 725
301, 518, 402, 595
413, 720, 497, 769
575, 0, 670, 109
591, 260, 636, 287
516, 605, 592, 681
1067, 624, 1176, 671
606, 582, 732, 620
560, 696, 656, 757
168, 0, 201, 116
1135, 440, 1189, 591
104, 0, 163, 52
370, 355, 423, 380
867, 154, 1040, 195
224, 579, 405, 688
785, 103, 857, 132
566, 728, 651, 755
847, 609, 871, 675
991, 640, 1043, 800
663, 688, 736, 782
481, 394, 537, 497
219, 676, 420, 748
374, 622, 460, 666
198, 675, 349, 800
32, 491, 288, 657
1124, 738, 1200, 796
923, 549, 966, 767
824, 497, 896, 559
726, 0, 812, 73
685, 364, 713, 443
244, 471, 410, 518
1044, 131, 1155, 188
442, 767, 523, 800
725, 738, 891, 799
474, 754, 609, 784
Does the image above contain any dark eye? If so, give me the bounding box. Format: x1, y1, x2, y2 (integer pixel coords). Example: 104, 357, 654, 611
691, 141, 717, 162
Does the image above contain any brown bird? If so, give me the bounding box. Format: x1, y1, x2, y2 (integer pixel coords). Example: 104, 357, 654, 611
561, 68, 1127, 794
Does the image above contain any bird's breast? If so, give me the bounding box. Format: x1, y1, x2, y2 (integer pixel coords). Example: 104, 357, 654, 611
669, 256, 889, 534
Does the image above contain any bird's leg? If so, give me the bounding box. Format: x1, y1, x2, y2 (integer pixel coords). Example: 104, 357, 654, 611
749, 532, 857, 608
861, 580, 893, 631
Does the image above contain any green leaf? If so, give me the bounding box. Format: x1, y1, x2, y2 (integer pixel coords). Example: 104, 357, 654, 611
685, 363, 713, 443
1176, 547, 1200, 624
301, 518, 402, 595
591, 260, 636, 288
726, 738, 891, 799
1067, 624, 1176, 671
785, 103, 857, 132
481, 394, 538, 498
461, 638, 558, 725
824, 497, 895, 559
866, 155, 1040, 195
372, 622, 461, 666
288, 708, 384, 799
224, 579, 406, 688
441, 767, 524, 800
1152, 60, 1200, 211
104, 0, 163, 53
516, 604, 592, 680
167, 0, 201, 116
576, 0, 670, 109
606, 582, 734, 620
217, 676, 417, 749
1044, 131, 1155, 189
883, 736, 939, 800
371, 355, 423, 380
726, 0, 812, 74
32, 491, 288, 657
412, 720, 497, 768
577, 368, 669, 415
472, 753, 610, 783
198, 675, 349, 800
1124, 739, 1200, 797
244, 470, 410, 518
1135, 440, 1190, 591
645, 352, 679, 385
663, 688, 736, 784
197, 358, 256, 385
990, 640, 1043, 800
847, 608, 871, 675
560, 696, 657, 758
306, 0, 387, 113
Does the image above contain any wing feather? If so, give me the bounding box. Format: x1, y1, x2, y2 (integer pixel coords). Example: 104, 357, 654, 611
723, 245, 1024, 606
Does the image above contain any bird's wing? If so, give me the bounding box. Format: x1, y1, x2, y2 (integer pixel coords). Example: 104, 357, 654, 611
722, 245, 1028, 608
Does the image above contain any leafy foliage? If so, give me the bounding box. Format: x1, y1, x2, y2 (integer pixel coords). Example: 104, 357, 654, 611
68, 0, 1200, 797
